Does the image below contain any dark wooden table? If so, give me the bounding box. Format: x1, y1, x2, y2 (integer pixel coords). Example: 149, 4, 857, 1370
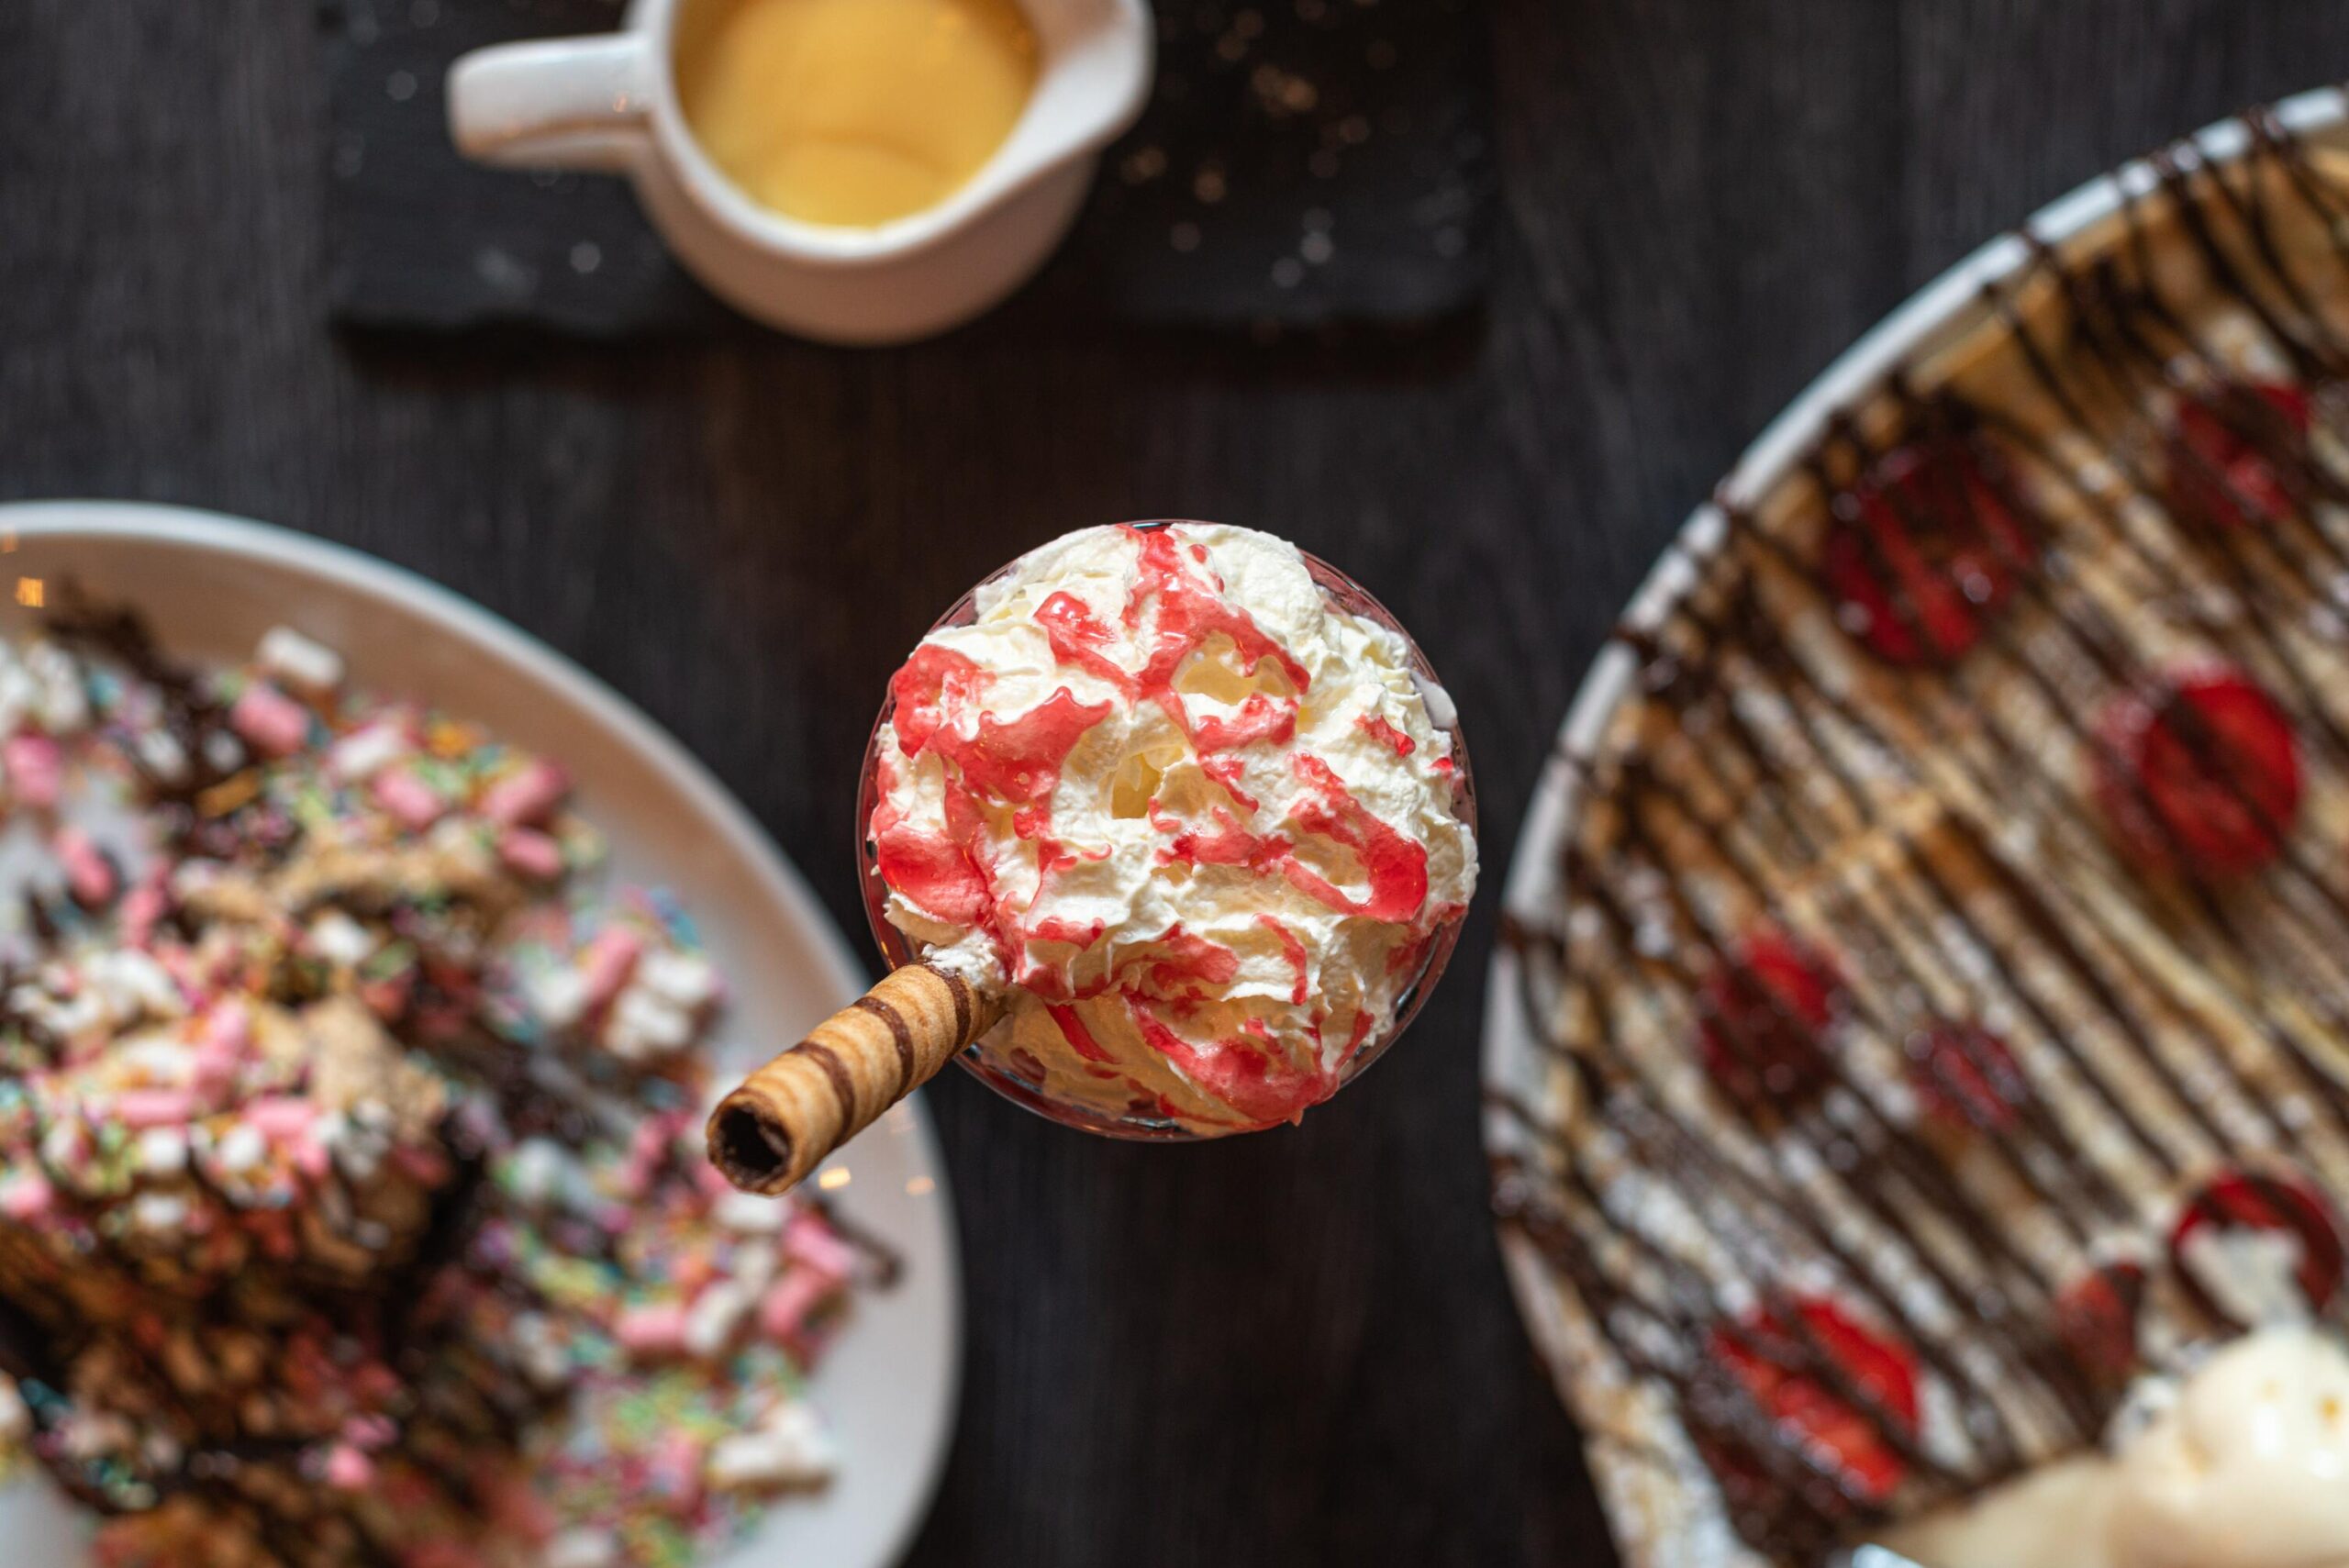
4, 5, 2346, 1564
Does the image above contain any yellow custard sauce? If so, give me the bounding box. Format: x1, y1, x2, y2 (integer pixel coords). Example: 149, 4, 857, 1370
674, 0, 1041, 228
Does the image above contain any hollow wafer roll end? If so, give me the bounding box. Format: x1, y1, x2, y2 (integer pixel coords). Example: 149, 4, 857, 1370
707, 963, 1002, 1196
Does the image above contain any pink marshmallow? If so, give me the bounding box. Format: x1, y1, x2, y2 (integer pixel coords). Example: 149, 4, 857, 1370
646, 1431, 706, 1506
784, 1214, 859, 1283
205, 999, 252, 1051
119, 882, 167, 946
1, 1174, 56, 1222
614, 1302, 689, 1356
244, 1095, 316, 1140
495, 827, 563, 880
372, 765, 446, 831
4, 733, 61, 809
342, 1415, 398, 1451
576, 928, 642, 1010
295, 1136, 333, 1181
54, 826, 116, 907
230, 683, 311, 758
323, 1444, 375, 1490
114, 1088, 195, 1130
758, 1270, 833, 1342
481, 760, 569, 827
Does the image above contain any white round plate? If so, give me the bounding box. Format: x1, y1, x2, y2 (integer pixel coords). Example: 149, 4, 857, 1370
0, 501, 961, 1568
1480, 84, 2349, 1568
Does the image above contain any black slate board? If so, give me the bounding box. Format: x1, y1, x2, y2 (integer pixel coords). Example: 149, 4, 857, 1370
322, 0, 1496, 337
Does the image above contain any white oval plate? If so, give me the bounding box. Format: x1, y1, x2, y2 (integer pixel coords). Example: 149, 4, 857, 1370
1481, 84, 2349, 1568
0, 501, 961, 1568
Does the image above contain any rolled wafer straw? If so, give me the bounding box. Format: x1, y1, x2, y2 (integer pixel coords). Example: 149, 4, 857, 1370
707, 963, 1003, 1195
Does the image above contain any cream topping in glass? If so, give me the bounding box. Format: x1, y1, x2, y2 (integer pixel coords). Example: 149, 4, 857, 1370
870, 523, 1475, 1133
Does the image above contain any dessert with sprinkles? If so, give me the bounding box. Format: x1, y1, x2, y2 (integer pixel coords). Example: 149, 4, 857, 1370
0, 595, 875, 1567
1494, 113, 2349, 1568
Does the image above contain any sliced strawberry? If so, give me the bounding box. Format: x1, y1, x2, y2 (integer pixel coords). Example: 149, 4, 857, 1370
1709, 1296, 1920, 1507
1905, 1023, 2027, 1137
1699, 930, 1843, 1111
1820, 438, 2037, 667
2166, 381, 2314, 533
2054, 1261, 2145, 1385
2168, 1168, 2344, 1326
2092, 666, 2302, 879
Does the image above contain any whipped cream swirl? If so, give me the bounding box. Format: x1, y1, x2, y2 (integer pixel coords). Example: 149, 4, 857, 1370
869, 523, 1475, 1133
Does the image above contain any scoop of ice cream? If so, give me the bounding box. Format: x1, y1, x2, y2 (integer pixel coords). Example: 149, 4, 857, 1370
2104, 1327, 2349, 1568
870, 522, 1475, 1133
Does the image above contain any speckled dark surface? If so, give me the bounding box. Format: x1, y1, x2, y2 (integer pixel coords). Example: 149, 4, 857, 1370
4, 4, 2348, 1564
322, 0, 1495, 334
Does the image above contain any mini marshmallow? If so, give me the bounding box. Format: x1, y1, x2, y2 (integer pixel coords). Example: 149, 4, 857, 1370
604, 985, 696, 1063
134, 727, 189, 784
684, 1280, 754, 1360
544, 1529, 621, 1568
614, 1303, 689, 1358
481, 759, 569, 827
213, 1123, 268, 1175
307, 910, 379, 968
705, 1403, 837, 1491
138, 1127, 190, 1177
26, 643, 90, 733
524, 962, 590, 1031
373, 765, 446, 831
715, 1191, 788, 1236
54, 827, 117, 907
327, 721, 409, 783
255, 626, 346, 695
636, 949, 719, 1011
3, 732, 62, 809
230, 682, 311, 758
131, 1191, 191, 1234
496, 827, 563, 881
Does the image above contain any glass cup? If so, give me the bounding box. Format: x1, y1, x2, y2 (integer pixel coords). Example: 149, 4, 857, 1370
853, 522, 1477, 1139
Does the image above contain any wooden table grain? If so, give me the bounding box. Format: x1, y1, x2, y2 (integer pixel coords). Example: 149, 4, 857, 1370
3, 5, 2345, 1564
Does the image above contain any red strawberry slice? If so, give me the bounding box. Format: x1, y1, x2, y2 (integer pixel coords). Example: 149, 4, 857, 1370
1709, 1296, 1920, 1507
1820, 439, 2037, 667
1699, 930, 1843, 1111
2168, 1169, 2344, 1326
2092, 666, 2302, 879
2166, 381, 2314, 532
1905, 1023, 2027, 1137
2054, 1261, 2145, 1385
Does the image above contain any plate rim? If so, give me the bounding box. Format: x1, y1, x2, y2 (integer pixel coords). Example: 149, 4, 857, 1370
0, 498, 963, 1568
1478, 82, 2349, 1568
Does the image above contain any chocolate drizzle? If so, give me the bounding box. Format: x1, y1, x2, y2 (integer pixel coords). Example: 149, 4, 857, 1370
1496, 116, 2349, 1562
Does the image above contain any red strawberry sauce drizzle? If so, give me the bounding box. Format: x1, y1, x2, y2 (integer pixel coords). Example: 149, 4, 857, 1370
1046, 1003, 1114, 1064
1260, 916, 1309, 1005
875, 525, 1454, 1116
1356, 713, 1416, 756
1281, 754, 1431, 923
1125, 994, 1340, 1128
1200, 756, 1259, 812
